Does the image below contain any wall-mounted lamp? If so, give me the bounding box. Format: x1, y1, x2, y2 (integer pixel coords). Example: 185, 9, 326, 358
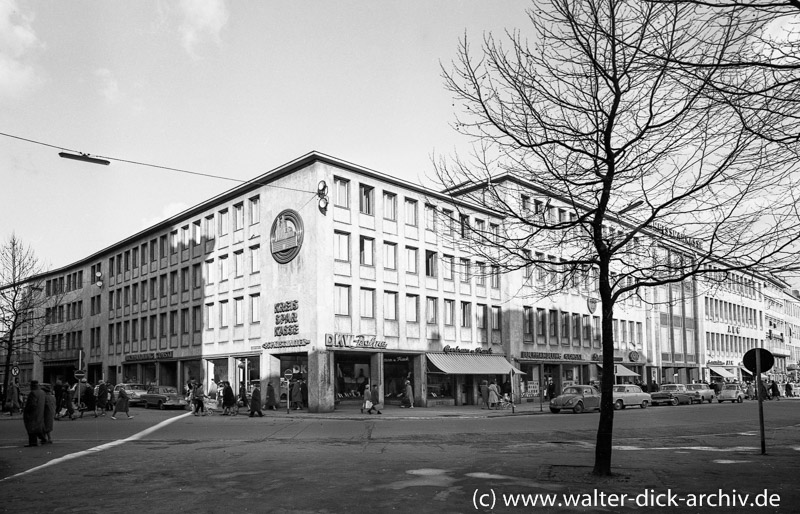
95, 271, 103, 288
317, 180, 329, 214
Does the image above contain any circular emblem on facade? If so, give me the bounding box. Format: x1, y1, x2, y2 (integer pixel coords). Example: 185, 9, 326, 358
270, 209, 304, 264
628, 351, 640, 362
587, 297, 598, 313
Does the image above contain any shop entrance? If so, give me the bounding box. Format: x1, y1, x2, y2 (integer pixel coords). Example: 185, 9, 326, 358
383, 354, 412, 401
334, 352, 372, 402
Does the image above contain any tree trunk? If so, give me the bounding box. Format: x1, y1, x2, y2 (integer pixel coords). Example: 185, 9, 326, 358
593, 276, 615, 475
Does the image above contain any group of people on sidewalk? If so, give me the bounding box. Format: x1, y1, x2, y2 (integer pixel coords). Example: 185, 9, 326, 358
187, 379, 283, 417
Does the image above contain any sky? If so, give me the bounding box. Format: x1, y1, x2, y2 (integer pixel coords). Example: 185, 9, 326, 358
0, 0, 532, 272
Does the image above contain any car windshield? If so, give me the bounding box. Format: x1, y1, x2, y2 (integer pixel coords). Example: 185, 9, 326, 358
686, 385, 702, 390
612, 386, 626, 392
662, 385, 678, 391
162, 387, 178, 394
562, 387, 583, 395
723, 385, 738, 390
128, 385, 147, 391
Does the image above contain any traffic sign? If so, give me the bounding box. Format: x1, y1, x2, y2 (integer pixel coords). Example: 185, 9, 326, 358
74, 370, 86, 380
10, 366, 19, 376
743, 349, 774, 374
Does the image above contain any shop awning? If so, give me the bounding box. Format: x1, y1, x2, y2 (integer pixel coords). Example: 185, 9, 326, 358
597, 363, 640, 377
426, 353, 524, 375
709, 366, 735, 378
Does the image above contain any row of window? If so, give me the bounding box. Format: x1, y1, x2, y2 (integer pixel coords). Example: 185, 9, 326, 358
705, 332, 758, 357
45, 270, 84, 296
704, 297, 761, 328
333, 177, 499, 239
332, 285, 501, 328
43, 331, 82, 351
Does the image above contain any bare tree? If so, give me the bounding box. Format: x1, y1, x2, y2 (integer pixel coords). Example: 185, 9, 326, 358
435, 0, 800, 476
0, 234, 49, 401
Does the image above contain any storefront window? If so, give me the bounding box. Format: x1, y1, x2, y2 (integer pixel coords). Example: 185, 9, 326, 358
426, 374, 454, 399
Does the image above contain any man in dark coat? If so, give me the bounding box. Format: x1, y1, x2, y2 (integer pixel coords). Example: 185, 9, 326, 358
249, 383, 263, 417
95, 380, 108, 417
222, 382, 235, 415
42, 384, 55, 444
23, 380, 46, 447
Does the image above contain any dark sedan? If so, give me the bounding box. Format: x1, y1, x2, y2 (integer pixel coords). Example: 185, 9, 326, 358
141, 386, 189, 410
651, 384, 693, 406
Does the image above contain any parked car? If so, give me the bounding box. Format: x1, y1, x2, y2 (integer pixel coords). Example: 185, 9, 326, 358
685, 383, 715, 404
612, 384, 652, 409
113, 383, 147, 406
549, 385, 600, 414
141, 385, 189, 410
717, 383, 745, 403
651, 384, 693, 406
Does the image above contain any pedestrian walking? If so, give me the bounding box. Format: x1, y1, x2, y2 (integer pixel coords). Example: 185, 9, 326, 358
42, 383, 55, 444
249, 383, 263, 417
366, 384, 382, 415
488, 380, 500, 409
290, 380, 303, 410
95, 380, 108, 417
5, 378, 21, 415
785, 382, 793, 398
265, 382, 278, 411
111, 386, 134, 419
222, 381, 235, 415
361, 381, 371, 414
79, 379, 95, 418
192, 382, 206, 416
63, 382, 76, 420
770, 381, 781, 401
23, 380, 46, 447
480, 380, 490, 409
401, 380, 414, 408
238, 381, 249, 412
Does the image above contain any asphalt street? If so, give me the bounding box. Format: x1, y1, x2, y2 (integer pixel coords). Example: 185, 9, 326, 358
1, 399, 798, 513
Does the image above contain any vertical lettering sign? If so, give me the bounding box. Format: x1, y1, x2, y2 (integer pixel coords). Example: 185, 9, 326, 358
274, 300, 299, 336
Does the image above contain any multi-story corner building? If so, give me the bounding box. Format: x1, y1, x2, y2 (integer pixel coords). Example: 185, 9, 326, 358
3, 152, 797, 410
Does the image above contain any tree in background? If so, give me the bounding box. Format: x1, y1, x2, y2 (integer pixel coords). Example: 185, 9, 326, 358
435, 0, 800, 475
0, 234, 47, 403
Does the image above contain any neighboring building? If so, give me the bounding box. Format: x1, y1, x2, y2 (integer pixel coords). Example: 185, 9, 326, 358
9, 152, 798, 411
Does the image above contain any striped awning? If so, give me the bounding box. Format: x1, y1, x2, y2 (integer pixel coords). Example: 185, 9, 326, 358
426, 353, 524, 375
598, 363, 640, 377
709, 365, 735, 378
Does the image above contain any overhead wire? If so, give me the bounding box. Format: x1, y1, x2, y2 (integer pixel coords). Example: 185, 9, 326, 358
0, 130, 318, 195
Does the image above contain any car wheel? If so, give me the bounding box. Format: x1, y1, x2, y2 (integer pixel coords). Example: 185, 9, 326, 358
737, 396, 743, 403
640, 400, 648, 409
671, 398, 679, 406
708, 397, 713, 404
614, 400, 623, 411
718, 399, 723, 403
572, 402, 584, 414
158, 401, 165, 410
549, 407, 561, 414
143, 402, 149, 410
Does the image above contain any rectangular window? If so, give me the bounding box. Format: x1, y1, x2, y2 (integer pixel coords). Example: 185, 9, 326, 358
461, 301, 472, 327
170, 231, 178, 254
219, 209, 229, 236
249, 196, 260, 225
234, 297, 244, 325
250, 245, 260, 273
359, 184, 374, 215
335, 285, 350, 316
425, 250, 437, 278
443, 255, 454, 280
460, 215, 470, 237
406, 247, 418, 274
160, 313, 167, 337
159, 274, 167, 298
442, 209, 454, 235
476, 262, 486, 286
250, 294, 260, 323
490, 223, 499, 243
181, 225, 189, 248
537, 308, 546, 336
383, 191, 397, 221
460, 258, 470, 283
426, 297, 437, 324
181, 308, 189, 334
234, 203, 244, 232
383, 242, 396, 270
205, 304, 215, 330
524, 307, 533, 335
491, 306, 501, 329
444, 299, 455, 326
205, 259, 215, 284
425, 204, 436, 231
360, 288, 375, 318
334, 177, 349, 208
219, 300, 229, 327
549, 309, 558, 338
476, 304, 487, 329
170, 271, 178, 295
219, 255, 229, 281
150, 315, 157, 337
360, 237, 374, 266
150, 239, 157, 261
193, 220, 201, 245
204, 215, 215, 240
406, 294, 419, 323
384, 291, 398, 320
491, 265, 500, 288
193, 306, 201, 332
405, 198, 418, 226
334, 232, 350, 262
170, 311, 178, 335
234, 251, 244, 277
192, 263, 201, 289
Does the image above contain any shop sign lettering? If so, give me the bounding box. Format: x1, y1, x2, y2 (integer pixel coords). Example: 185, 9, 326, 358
443, 345, 493, 354
591, 353, 623, 362
124, 351, 173, 362
727, 326, 740, 334
520, 352, 584, 361
274, 300, 300, 336
325, 333, 388, 349
262, 339, 310, 349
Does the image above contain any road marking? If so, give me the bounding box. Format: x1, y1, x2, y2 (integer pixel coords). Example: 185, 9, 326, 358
1, 412, 192, 482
